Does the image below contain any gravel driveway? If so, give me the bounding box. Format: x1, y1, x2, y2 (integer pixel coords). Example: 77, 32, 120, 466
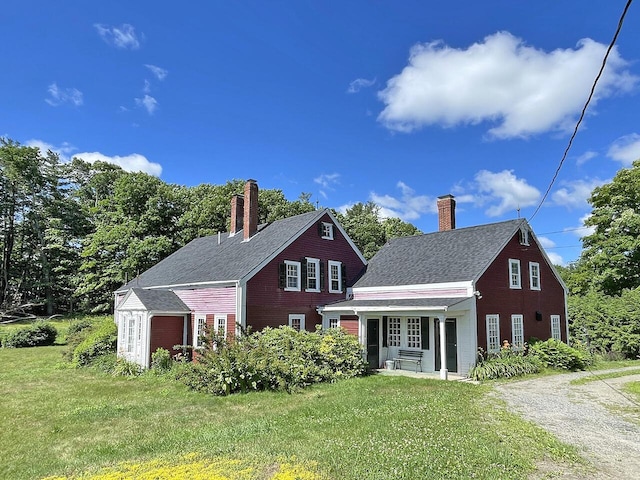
494, 367, 640, 479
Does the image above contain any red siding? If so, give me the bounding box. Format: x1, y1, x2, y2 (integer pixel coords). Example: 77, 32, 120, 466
246, 213, 366, 331
476, 233, 567, 349
149, 316, 184, 361
340, 316, 359, 337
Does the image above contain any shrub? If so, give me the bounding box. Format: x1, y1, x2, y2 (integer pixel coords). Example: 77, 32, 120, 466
1, 322, 57, 348
73, 318, 117, 366
175, 326, 367, 396
529, 338, 591, 370
469, 347, 542, 381
112, 357, 143, 376
151, 347, 172, 373
66, 318, 94, 337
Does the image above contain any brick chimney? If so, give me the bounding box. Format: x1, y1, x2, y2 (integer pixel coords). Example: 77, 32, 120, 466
437, 194, 456, 231
243, 179, 259, 240
230, 194, 244, 235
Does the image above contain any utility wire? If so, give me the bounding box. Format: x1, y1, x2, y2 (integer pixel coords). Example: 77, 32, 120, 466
529, 0, 634, 221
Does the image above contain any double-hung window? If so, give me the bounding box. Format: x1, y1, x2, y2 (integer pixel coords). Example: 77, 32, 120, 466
284, 260, 301, 291
305, 257, 320, 292
215, 315, 227, 339
289, 314, 305, 332
511, 314, 524, 349
550, 315, 561, 340
328, 260, 342, 293
529, 262, 541, 290
509, 259, 521, 289
194, 314, 207, 348
486, 314, 500, 353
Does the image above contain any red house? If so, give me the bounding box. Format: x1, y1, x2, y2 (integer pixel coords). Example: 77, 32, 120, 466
114, 180, 367, 368
319, 195, 568, 377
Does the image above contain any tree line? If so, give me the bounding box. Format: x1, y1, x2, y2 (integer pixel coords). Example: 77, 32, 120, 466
0, 138, 419, 316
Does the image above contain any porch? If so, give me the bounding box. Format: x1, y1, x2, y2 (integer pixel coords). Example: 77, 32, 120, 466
373, 368, 470, 382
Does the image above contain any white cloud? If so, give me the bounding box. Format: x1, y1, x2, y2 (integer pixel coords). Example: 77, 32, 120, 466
45, 83, 83, 107
537, 236, 556, 250
607, 133, 640, 166
370, 181, 436, 221
314, 173, 340, 189
94, 23, 142, 49
145, 64, 168, 81
377, 32, 637, 138
551, 178, 606, 210
135, 95, 158, 115
25, 139, 75, 161
143, 79, 152, 94
347, 77, 376, 94
74, 151, 162, 176
575, 150, 598, 166
473, 170, 540, 216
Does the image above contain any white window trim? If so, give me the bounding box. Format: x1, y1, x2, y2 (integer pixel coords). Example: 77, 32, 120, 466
529, 262, 541, 290
288, 314, 305, 331
194, 313, 207, 349
509, 259, 521, 289
519, 227, 530, 246
321, 222, 334, 240
328, 260, 342, 293
511, 314, 524, 349
305, 257, 321, 293
214, 314, 227, 339
388, 317, 401, 347
328, 317, 339, 329
550, 315, 561, 340
284, 260, 301, 292
486, 314, 500, 354
406, 317, 421, 349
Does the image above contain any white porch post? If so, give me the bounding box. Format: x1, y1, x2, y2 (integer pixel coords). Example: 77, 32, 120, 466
439, 316, 448, 380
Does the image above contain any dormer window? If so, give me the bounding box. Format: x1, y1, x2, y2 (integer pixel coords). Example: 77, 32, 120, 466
321, 222, 334, 240
519, 227, 529, 246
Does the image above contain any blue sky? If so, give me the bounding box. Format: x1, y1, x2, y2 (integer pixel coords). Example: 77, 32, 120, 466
3, 1, 639, 265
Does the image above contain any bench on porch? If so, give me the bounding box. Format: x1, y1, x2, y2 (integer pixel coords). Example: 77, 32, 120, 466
393, 349, 423, 372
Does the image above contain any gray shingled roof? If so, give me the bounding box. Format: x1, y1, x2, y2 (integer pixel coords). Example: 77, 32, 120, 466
354, 219, 526, 288
127, 288, 190, 312
118, 209, 328, 291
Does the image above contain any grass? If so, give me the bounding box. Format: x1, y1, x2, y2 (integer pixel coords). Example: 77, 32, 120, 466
0, 345, 581, 480
570, 366, 640, 386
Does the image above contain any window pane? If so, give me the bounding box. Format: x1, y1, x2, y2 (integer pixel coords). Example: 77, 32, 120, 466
388, 317, 401, 347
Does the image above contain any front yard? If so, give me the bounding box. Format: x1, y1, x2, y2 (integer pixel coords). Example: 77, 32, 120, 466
0, 345, 581, 479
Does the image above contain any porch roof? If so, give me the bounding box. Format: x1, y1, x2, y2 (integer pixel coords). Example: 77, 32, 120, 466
321, 297, 468, 311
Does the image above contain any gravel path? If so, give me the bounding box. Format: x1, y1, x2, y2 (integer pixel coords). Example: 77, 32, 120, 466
494, 367, 640, 479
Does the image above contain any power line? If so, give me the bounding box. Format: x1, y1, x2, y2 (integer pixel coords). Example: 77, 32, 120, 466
529, 0, 634, 221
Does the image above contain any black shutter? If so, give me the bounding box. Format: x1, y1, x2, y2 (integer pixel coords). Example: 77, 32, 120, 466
301, 258, 307, 290
278, 262, 286, 289
341, 264, 347, 291
318, 221, 324, 237
319, 261, 325, 291
382, 316, 388, 347
421, 317, 429, 350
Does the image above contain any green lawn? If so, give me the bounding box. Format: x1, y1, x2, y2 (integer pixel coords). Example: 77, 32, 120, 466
0, 346, 581, 480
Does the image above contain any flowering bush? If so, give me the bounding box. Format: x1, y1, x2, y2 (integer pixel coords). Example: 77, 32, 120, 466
174, 325, 367, 395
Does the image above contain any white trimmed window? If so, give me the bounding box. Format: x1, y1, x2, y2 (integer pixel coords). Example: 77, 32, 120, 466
486, 314, 500, 353
509, 259, 521, 289
328, 260, 342, 293
529, 262, 541, 290
321, 222, 334, 240
194, 314, 207, 348
511, 314, 524, 349
285, 260, 301, 291
329, 317, 339, 329
289, 314, 305, 332
406, 317, 421, 349
305, 257, 320, 292
388, 317, 401, 347
519, 227, 530, 246
126, 314, 136, 353
215, 314, 227, 339
551, 315, 561, 340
